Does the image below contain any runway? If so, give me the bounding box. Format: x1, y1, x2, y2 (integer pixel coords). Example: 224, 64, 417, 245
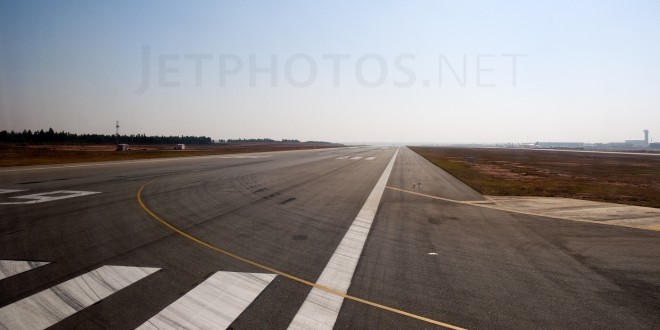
1, 146, 659, 329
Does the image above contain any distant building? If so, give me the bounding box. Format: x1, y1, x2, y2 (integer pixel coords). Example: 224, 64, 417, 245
624, 129, 650, 148
591, 142, 629, 150
624, 140, 648, 148
531, 130, 650, 151
535, 142, 584, 149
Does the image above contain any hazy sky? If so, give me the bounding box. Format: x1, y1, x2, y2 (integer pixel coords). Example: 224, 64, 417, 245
1, 1, 659, 143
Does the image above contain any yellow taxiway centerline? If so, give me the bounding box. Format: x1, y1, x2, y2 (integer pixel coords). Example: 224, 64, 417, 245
137, 180, 466, 330
385, 186, 660, 232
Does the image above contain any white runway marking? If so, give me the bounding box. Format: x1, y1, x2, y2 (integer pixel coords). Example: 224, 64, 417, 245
0, 190, 100, 205
288, 147, 400, 329
0, 153, 274, 173
335, 156, 376, 161
0, 260, 50, 280
217, 155, 271, 159
0, 265, 159, 330
0, 189, 26, 195
138, 272, 276, 330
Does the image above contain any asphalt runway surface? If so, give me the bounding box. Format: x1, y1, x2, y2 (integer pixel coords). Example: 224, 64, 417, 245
1, 146, 659, 329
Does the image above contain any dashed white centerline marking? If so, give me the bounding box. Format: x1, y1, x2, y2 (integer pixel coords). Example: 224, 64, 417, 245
0, 260, 50, 280
0, 265, 159, 330
335, 156, 376, 161
288, 147, 399, 329
138, 272, 276, 330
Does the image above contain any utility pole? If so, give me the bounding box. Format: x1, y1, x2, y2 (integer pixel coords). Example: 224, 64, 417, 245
116, 120, 120, 144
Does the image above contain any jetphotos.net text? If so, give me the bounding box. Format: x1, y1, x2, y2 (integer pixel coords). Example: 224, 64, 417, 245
135, 46, 526, 94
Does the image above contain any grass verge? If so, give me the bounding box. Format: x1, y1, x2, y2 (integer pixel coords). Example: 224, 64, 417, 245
409, 146, 660, 208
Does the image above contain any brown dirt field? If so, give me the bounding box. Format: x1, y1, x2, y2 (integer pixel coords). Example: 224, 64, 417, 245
409, 146, 660, 208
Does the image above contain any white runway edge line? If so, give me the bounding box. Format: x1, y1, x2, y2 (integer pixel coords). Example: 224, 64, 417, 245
288, 147, 400, 330
0, 260, 50, 280
0, 265, 159, 330
138, 272, 276, 330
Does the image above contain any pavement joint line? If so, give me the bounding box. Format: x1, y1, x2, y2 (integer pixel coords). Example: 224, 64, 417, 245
137, 178, 465, 330
385, 186, 660, 232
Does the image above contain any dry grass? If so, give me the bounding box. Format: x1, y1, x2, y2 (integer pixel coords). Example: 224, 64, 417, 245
0, 143, 339, 167
409, 146, 660, 208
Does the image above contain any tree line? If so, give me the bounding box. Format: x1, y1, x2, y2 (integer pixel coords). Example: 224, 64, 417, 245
0, 129, 338, 145
0, 128, 213, 145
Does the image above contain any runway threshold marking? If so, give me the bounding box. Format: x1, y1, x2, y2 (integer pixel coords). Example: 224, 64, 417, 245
136, 154, 465, 330
289, 148, 399, 329
0, 260, 50, 280
138, 272, 276, 330
385, 186, 660, 232
0, 265, 159, 330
